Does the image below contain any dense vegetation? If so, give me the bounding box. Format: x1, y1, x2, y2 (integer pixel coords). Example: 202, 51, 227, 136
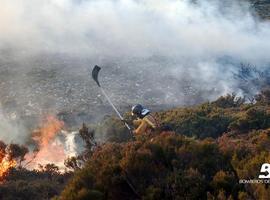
55, 90, 270, 200
1, 90, 270, 199
1, 166, 71, 200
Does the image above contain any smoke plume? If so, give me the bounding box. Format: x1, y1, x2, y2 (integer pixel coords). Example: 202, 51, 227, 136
0, 0, 270, 144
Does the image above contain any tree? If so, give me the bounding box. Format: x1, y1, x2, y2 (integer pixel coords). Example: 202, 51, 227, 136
6, 144, 29, 165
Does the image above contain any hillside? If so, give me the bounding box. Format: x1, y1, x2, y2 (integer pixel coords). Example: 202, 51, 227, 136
1, 91, 269, 199
52, 90, 270, 200
250, 0, 270, 19
0, 0, 270, 139
1, 1, 270, 199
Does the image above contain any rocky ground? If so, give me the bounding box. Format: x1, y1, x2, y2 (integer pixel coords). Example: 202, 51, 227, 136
0, 0, 270, 129
0, 51, 269, 130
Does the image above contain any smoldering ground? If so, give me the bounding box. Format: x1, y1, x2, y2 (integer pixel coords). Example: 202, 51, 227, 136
0, 0, 270, 144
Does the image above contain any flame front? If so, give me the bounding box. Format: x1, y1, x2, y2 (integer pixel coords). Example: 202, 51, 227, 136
25, 115, 66, 169
33, 115, 64, 147
0, 156, 16, 181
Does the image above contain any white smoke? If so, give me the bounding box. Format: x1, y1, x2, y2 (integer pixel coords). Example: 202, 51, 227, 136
0, 0, 270, 142
0, 0, 269, 61
62, 130, 84, 157
0, 105, 28, 144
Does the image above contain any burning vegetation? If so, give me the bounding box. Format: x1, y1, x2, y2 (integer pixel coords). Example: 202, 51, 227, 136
1, 0, 270, 199
0, 141, 28, 182
0, 91, 269, 199
0, 151, 16, 182
0, 114, 77, 180
25, 116, 66, 169
32, 115, 64, 148
0, 158, 16, 181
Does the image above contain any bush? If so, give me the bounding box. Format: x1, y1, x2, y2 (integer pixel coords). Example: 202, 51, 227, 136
59, 134, 240, 200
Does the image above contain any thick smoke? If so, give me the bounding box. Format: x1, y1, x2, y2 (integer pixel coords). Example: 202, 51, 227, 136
0, 0, 270, 143
0, 0, 269, 59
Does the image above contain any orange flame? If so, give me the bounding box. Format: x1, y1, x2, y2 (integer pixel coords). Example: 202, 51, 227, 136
0, 156, 16, 181
33, 115, 64, 147
25, 115, 66, 170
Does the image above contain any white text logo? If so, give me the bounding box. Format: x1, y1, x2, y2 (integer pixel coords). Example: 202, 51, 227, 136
259, 163, 270, 179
